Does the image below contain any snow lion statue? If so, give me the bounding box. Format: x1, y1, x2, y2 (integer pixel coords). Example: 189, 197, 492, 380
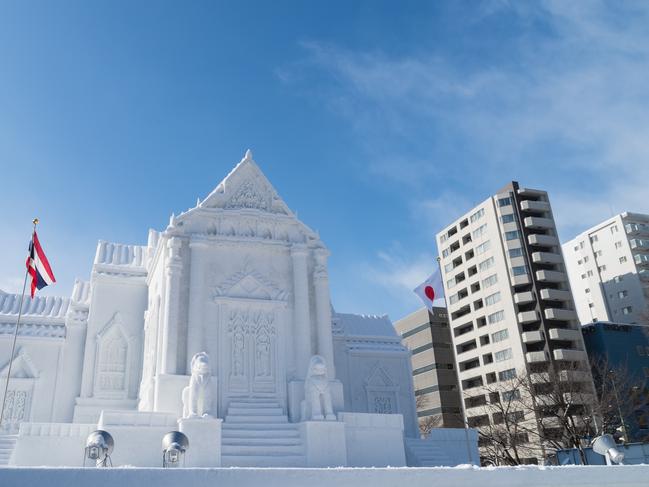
182, 352, 213, 418
301, 355, 335, 421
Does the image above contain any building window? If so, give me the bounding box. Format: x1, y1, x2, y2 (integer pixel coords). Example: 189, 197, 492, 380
500, 214, 515, 224
470, 208, 485, 223
447, 278, 456, 289
619, 256, 627, 263
502, 389, 521, 401
479, 257, 495, 272
473, 224, 488, 239
444, 262, 454, 273
505, 230, 520, 241
577, 259, 582, 265
580, 241, 585, 249
495, 348, 513, 362
508, 248, 523, 258
492, 329, 509, 343
574, 245, 579, 252
485, 292, 501, 306
598, 265, 606, 272
588, 303, 595, 308
584, 256, 589, 263
590, 235, 599, 243
611, 225, 618, 233
499, 368, 517, 381
475, 241, 491, 255
581, 274, 587, 279
488, 310, 505, 324
498, 197, 512, 207
615, 241, 622, 249
585, 288, 590, 293
622, 306, 633, 315
587, 270, 594, 277
482, 274, 498, 288
442, 248, 450, 258
618, 290, 628, 298
512, 266, 528, 276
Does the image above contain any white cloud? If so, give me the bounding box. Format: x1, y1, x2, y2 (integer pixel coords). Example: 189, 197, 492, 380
283, 1, 649, 241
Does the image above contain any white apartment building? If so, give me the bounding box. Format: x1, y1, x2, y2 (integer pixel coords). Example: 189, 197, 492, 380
436, 182, 593, 460
563, 212, 649, 325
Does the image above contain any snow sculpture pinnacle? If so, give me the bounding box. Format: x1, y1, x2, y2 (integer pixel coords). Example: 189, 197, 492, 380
243, 149, 253, 161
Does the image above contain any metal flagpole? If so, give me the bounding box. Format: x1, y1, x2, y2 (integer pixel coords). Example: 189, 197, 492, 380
0, 218, 38, 431
436, 256, 474, 466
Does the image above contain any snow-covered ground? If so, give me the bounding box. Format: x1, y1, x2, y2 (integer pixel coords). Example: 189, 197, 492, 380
0, 465, 647, 487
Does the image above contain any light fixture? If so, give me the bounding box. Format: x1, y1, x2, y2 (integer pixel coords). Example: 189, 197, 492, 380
591, 434, 625, 465
85, 430, 114, 467
162, 431, 189, 468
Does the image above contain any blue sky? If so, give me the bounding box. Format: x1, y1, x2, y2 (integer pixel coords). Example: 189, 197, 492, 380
1, 1, 648, 321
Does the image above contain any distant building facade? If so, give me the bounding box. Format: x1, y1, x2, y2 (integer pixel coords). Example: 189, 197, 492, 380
582, 321, 649, 442
563, 212, 649, 325
436, 181, 594, 461
394, 307, 463, 431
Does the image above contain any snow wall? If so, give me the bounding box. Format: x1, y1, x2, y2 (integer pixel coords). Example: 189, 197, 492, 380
1, 465, 648, 487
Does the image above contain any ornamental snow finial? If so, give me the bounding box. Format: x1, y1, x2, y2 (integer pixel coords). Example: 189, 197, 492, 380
243, 149, 253, 161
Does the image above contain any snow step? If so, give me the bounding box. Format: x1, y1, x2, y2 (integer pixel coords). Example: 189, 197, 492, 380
223, 422, 297, 430
221, 454, 306, 468
225, 415, 288, 423
222, 444, 304, 455
228, 401, 282, 409
222, 436, 301, 446
223, 429, 300, 439
227, 407, 284, 416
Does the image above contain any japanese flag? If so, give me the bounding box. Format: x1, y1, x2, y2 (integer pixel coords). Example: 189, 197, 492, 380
413, 269, 444, 311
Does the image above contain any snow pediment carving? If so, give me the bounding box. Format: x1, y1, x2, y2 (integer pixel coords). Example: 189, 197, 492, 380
0, 349, 39, 379
212, 265, 289, 302
364, 363, 394, 387
200, 150, 292, 216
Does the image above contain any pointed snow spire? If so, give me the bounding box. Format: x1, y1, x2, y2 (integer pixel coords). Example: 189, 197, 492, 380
243, 149, 253, 162
196, 197, 201, 207
169, 213, 176, 228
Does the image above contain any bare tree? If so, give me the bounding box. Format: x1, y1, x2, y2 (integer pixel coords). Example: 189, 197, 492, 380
415, 395, 444, 436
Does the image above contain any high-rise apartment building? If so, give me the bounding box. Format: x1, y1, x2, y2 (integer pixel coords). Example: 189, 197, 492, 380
435, 181, 593, 462
394, 307, 463, 431
562, 212, 649, 325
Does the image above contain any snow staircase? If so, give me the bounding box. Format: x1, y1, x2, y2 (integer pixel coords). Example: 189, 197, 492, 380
404, 437, 454, 467
0, 434, 17, 466
221, 400, 305, 467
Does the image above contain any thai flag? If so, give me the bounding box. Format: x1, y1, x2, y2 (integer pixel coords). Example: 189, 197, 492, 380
26, 231, 56, 298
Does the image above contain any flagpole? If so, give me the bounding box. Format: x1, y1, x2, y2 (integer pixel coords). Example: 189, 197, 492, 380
0, 218, 38, 431
436, 255, 475, 466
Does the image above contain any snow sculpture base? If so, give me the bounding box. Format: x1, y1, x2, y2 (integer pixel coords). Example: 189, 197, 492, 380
97, 410, 178, 467
10, 423, 96, 466
154, 373, 190, 416
178, 416, 222, 467
299, 420, 347, 467
339, 412, 406, 467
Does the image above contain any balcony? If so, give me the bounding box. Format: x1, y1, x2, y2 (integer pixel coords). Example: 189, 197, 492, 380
558, 369, 592, 382
522, 330, 545, 343
553, 349, 587, 361
563, 392, 594, 406
528, 234, 559, 247
630, 238, 649, 251
512, 274, 531, 286
518, 310, 540, 324
531, 251, 563, 264
536, 270, 567, 283
640, 269, 649, 282
526, 351, 549, 363
539, 288, 573, 302
625, 222, 649, 236
548, 328, 581, 341
518, 188, 546, 197
544, 308, 578, 321
514, 291, 535, 304
520, 200, 551, 213
524, 216, 555, 230
634, 253, 649, 266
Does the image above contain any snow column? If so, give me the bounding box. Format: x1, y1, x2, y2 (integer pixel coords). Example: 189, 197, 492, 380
291, 244, 312, 378
161, 237, 182, 375
313, 248, 335, 379
186, 239, 207, 374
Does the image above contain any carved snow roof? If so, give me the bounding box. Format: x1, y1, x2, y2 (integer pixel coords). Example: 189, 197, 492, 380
0, 290, 69, 320
198, 150, 294, 216
332, 311, 399, 339
93, 240, 148, 277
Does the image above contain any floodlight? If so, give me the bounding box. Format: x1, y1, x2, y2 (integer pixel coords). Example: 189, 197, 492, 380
591, 434, 625, 465
85, 430, 114, 467
162, 431, 189, 468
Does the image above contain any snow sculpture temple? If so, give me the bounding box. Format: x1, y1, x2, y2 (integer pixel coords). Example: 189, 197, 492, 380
0, 151, 474, 468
